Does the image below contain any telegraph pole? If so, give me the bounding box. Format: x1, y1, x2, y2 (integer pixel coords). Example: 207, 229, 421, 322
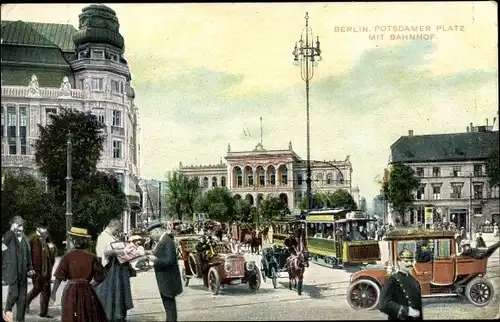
158, 181, 162, 221
468, 173, 473, 239
65, 132, 73, 252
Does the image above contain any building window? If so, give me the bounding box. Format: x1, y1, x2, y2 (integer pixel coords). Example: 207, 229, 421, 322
1, 105, 4, 138
316, 173, 323, 184
110, 54, 118, 62
432, 167, 440, 177
282, 172, 288, 185
91, 78, 103, 91
339, 176, 344, 184
247, 172, 254, 186
203, 177, 209, 188
236, 168, 243, 187
452, 166, 461, 177
297, 174, 303, 185
7, 106, 17, 155
451, 184, 462, 199
112, 140, 122, 159
45, 107, 57, 125
473, 164, 482, 176
221, 176, 226, 187
270, 168, 276, 186
416, 167, 424, 177
473, 183, 483, 199
259, 168, 265, 186
490, 186, 499, 199
116, 173, 124, 190
92, 50, 104, 59
78, 78, 85, 89
416, 185, 425, 200
112, 110, 122, 127
473, 206, 482, 216
19, 106, 28, 155
111, 80, 122, 94
326, 173, 333, 184
432, 185, 441, 200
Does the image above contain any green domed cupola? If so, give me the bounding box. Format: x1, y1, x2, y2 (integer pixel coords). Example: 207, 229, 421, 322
73, 4, 124, 51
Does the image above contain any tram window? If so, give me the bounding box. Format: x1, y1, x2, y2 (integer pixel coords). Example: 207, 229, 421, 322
396, 241, 417, 258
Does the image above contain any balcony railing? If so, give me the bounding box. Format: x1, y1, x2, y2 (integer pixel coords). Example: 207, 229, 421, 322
2, 85, 85, 99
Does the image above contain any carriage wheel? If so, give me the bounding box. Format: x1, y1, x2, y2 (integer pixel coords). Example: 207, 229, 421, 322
465, 277, 494, 306
271, 267, 278, 289
346, 279, 380, 311
208, 267, 221, 295
249, 268, 261, 292
189, 253, 201, 278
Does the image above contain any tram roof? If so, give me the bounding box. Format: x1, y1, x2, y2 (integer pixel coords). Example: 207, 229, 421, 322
386, 228, 455, 240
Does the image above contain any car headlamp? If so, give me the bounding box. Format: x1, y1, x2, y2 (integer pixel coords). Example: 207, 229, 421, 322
224, 261, 233, 272
245, 261, 255, 271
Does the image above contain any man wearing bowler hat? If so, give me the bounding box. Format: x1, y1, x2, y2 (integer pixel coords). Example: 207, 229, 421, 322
2, 216, 35, 322
25, 220, 57, 318
146, 221, 183, 322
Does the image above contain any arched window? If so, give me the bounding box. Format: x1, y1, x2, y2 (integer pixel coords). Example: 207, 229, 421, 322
327, 173, 333, 185
221, 176, 226, 187
212, 176, 217, 188
316, 173, 323, 184
236, 168, 243, 187
259, 167, 265, 186
203, 177, 209, 188
269, 167, 276, 186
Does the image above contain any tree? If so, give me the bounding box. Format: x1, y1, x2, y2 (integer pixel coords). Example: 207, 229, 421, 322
165, 171, 201, 220
298, 193, 323, 210
197, 187, 235, 222
234, 199, 252, 223
1, 172, 57, 234
72, 171, 126, 239
35, 108, 106, 200
486, 148, 500, 187
259, 195, 289, 222
33, 108, 127, 244
359, 197, 367, 213
383, 163, 421, 220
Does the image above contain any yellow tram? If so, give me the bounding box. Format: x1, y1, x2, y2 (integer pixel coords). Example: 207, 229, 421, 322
306, 209, 380, 268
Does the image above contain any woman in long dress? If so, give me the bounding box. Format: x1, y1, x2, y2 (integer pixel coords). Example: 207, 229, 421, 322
49, 227, 107, 322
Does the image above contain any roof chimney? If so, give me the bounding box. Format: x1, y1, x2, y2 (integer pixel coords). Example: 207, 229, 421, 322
466, 126, 469, 133
470, 122, 473, 132
408, 130, 414, 136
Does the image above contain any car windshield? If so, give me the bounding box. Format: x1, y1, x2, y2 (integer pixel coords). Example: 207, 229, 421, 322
213, 242, 232, 254
394, 238, 453, 263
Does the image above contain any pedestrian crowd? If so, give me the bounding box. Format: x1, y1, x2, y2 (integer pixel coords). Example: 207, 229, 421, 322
2, 216, 183, 322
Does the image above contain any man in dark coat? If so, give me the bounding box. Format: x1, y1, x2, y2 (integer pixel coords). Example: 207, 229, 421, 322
25, 220, 57, 318
379, 249, 423, 320
2, 216, 35, 322
147, 221, 183, 322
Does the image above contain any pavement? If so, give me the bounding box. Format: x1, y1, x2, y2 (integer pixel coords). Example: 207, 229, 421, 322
3, 235, 499, 321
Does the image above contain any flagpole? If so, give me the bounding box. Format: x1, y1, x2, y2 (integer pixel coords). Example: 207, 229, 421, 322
260, 117, 263, 146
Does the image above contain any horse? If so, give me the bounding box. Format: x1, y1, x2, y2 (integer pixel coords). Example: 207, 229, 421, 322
243, 232, 253, 252
251, 231, 263, 254
262, 226, 269, 243
286, 246, 307, 295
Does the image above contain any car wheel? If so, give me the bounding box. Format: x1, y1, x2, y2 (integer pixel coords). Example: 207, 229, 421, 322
346, 279, 380, 311
465, 277, 494, 306
208, 267, 221, 295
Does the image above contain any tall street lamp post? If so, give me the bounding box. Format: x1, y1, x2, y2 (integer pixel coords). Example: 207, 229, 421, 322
65, 132, 73, 251
293, 12, 322, 213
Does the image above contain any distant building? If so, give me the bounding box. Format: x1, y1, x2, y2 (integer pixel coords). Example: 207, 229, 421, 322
1, 4, 142, 231
372, 195, 386, 221
179, 141, 359, 211
388, 121, 499, 229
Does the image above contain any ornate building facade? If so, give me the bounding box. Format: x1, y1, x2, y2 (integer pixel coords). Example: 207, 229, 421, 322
388, 121, 499, 229
1, 4, 141, 231
179, 142, 358, 211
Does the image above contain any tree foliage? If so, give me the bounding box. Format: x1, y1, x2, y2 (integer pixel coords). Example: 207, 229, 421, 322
234, 199, 253, 223
72, 171, 126, 239
165, 171, 201, 220
383, 163, 421, 217
34, 108, 105, 200
486, 148, 500, 187
33, 108, 126, 244
259, 195, 289, 222
196, 187, 236, 223
298, 190, 357, 211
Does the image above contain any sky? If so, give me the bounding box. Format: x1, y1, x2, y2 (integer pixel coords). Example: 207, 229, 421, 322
2, 2, 498, 207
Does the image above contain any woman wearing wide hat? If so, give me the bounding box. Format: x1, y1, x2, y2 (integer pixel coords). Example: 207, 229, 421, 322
49, 227, 107, 322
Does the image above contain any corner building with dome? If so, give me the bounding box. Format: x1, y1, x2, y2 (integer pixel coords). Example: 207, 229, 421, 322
1, 4, 142, 231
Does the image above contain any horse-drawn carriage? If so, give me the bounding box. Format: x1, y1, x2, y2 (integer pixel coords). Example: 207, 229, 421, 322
177, 235, 262, 295
261, 244, 290, 289
346, 228, 500, 310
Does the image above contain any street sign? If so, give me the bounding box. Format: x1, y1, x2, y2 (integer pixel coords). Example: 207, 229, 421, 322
424, 207, 433, 225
